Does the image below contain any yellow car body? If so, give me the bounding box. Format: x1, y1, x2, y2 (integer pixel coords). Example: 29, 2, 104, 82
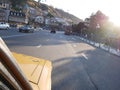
0, 37, 52, 90
13, 52, 52, 90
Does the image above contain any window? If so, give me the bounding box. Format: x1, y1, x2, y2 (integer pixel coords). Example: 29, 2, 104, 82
14, 12, 16, 16
17, 13, 19, 16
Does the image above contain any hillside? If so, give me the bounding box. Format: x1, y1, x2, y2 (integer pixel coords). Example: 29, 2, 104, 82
34, 2, 82, 24
9, 0, 82, 24
55, 8, 82, 24
38, 3, 83, 24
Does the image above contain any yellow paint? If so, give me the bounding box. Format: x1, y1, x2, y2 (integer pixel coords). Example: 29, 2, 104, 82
12, 52, 52, 90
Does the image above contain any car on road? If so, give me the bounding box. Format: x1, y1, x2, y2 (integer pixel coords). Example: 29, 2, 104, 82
0, 22, 10, 30
35, 27, 43, 31
50, 29, 56, 33
64, 26, 72, 35
19, 25, 34, 33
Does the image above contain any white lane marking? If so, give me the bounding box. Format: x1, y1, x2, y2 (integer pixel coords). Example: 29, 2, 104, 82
36, 44, 42, 48
81, 53, 88, 60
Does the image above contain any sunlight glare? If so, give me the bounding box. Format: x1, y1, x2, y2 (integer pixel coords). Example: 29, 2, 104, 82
110, 16, 120, 26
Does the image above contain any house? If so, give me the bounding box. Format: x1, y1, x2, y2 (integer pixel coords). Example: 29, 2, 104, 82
55, 17, 69, 26
0, 2, 10, 10
0, 9, 6, 22
8, 11, 28, 27
0, 1, 11, 22
34, 16, 44, 23
45, 17, 60, 30
46, 17, 58, 26
28, 7, 36, 21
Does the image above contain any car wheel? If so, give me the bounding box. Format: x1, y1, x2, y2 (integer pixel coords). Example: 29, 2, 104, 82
6, 27, 9, 30
19, 30, 21, 32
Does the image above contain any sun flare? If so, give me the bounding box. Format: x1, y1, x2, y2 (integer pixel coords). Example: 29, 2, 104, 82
106, 11, 120, 27
110, 17, 120, 26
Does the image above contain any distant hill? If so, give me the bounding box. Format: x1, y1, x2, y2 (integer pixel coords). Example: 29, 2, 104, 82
39, 3, 83, 24
8, 0, 82, 24
55, 8, 83, 24
38, 3, 83, 24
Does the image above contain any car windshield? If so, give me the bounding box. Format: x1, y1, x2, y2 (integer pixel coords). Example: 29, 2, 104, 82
1, 0, 120, 90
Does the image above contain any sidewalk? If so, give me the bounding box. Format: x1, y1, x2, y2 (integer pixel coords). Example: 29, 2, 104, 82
79, 37, 120, 57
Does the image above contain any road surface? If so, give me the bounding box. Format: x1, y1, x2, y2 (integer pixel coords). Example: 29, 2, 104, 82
1, 29, 120, 90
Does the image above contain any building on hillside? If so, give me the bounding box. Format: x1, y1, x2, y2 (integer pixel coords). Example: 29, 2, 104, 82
0, 1, 11, 22
34, 16, 44, 27
8, 11, 28, 27
45, 17, 58, 26
0, 9, 6, 22
29, 7, 43, 27
55, 17, 69, 25
34, 16, 44, 23
22, 4, 30, 24
55, 17, 69, 30
0, 1, 11, 10
28, 7, 42, 26
29, 7, 36, 20
64, 18, 73, 25
45, 17, 60, 30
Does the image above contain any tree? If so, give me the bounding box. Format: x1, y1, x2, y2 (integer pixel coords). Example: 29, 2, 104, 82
95, 10, 109, 28
10, 0, 26, 10
47, 12, 54, 18
72, 22, 87, 36
89, 10, 108, 30
88, 10, 109, 42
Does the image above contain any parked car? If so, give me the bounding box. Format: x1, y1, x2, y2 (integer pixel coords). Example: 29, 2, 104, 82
50, 29, 56, 33
19, 25, 34, 33
0, 22, 10, 30
35, 27, 43, 31
38, 27, 43, 30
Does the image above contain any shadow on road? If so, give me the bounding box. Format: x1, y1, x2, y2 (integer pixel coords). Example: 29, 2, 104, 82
52, 48, 120, 90
3, 32, 84, 47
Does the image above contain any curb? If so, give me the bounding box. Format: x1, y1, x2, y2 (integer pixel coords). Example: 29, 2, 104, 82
79, 37, 120, 57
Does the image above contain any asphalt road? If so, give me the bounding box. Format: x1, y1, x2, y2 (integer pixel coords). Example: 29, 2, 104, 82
1, 29, 120, 90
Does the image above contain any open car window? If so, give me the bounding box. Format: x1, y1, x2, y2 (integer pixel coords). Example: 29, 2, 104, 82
0, 37, 32, 90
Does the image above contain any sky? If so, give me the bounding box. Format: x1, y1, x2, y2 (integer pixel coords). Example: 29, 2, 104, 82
38, 0, 120, 26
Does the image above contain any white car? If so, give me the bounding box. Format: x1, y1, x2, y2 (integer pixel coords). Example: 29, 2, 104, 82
0, 22, 10, 30
35, 27, 43, 31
